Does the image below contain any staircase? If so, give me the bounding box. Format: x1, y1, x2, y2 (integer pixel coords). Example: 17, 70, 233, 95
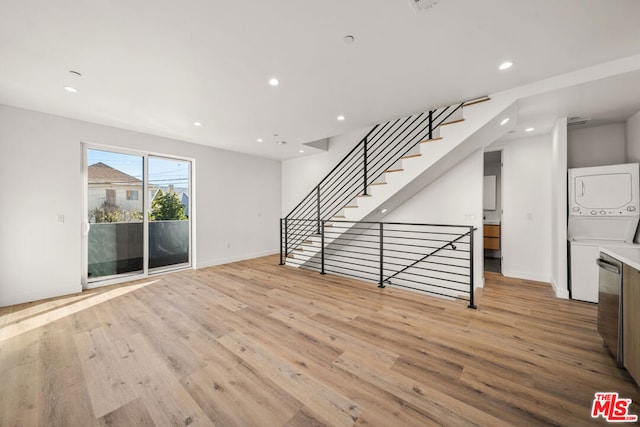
281, 94, 517, 299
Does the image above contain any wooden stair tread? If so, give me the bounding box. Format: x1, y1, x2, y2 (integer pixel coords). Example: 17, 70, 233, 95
463, 96, 491, 107
332, 215, 346, 218
357, 194, 373, 197
369, 182, 387, 186
400, 154, 421, 160
419, 137, 443, 143
344, 205, 358, 209
440, 118, 465, 126
385, 168, 404, 173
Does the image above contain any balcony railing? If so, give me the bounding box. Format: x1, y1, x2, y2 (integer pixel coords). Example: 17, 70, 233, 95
88, 220, 189, 278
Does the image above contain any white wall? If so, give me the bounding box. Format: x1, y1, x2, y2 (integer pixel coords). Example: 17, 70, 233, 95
567, 123, 626, 168
625, 110, 640, 243
500, 135, 552, 282
626, 110, 640, 163
282, 126, 372, 216
551, 118, 569, 298
384, 149, 484, 289
0, 104, 281, 307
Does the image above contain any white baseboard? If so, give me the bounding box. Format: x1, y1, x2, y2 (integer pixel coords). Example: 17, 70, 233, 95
550, 277, 570, 299
502, 269, 569, 299
196, 249, 280, 269
501, 269, 550, 284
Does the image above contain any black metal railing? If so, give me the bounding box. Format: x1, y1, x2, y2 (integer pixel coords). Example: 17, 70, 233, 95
283, 102, 465, 255
281, 219, 477, 308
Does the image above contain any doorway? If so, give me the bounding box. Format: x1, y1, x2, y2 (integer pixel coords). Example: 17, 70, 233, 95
83, 146, 192, 288
483, 150, 502, 274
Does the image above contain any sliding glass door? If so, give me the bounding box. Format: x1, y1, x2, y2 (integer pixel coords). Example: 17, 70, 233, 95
87, 149, 144, 280
84, 147, 192, 286
148, 156, 191, 271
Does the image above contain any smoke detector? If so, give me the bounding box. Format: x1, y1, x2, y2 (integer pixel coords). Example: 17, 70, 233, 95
409, 0, 440, 13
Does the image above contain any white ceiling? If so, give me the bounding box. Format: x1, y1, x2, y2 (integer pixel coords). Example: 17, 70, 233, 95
2, 0, 640, 160
501, 68, 640, 142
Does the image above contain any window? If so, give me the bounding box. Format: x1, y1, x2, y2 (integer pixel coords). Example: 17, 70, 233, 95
126, 190, 139, 200
106, 189, 116, 205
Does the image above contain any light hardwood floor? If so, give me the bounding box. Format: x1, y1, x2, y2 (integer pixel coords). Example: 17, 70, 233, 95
0, 255, 638, 426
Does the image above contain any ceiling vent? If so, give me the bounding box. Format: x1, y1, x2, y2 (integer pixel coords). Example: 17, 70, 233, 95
409, 0, 439, 13
568, 117, 591, 127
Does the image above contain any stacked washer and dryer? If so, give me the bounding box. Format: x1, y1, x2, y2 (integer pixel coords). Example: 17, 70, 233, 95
568, 163, 640, 303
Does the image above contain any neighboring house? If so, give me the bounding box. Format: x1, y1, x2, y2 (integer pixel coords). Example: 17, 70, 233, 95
87, 162, 143, 217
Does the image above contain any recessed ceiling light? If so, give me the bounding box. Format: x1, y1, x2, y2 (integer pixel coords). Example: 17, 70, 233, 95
525, 127, 535, 132
499, 61, 513, 71
337, 115, 345, 121
63, 85, 78, 93
500, 118, 510, 126
193, 122, 202, 127
343, 35, 355, 44
299, 149, 305, 153
257, 138, 263, 142
269, 78, 279, 86
380, 208, 388, 214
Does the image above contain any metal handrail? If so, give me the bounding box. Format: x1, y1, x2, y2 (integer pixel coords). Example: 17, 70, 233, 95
284, 101, 467, 255
286, 124, 380, 217
383, 228, 475, 283
281, 218, 477, 308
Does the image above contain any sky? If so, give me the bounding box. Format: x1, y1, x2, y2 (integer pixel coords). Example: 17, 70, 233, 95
88, 149, 190, 189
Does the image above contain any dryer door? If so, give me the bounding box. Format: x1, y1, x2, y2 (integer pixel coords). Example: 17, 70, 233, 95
575, 173, 633, 210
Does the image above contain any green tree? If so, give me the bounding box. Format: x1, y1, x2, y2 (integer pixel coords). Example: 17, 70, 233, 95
150, 189, 187, 220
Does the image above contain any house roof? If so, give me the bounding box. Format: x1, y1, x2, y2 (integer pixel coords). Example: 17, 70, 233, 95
1, 1, 640, 159
88, 162, 142, 185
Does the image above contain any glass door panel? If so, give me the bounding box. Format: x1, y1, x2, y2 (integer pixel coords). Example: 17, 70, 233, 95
87, 149, 144, 280
148, 156, 191, 270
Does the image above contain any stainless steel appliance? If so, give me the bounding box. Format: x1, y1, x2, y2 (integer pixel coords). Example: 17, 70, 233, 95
597, 252, 624, 365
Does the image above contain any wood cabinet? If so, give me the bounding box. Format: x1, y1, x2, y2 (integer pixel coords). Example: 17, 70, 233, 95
623, 264, 640, 383
483, 224, 500, 250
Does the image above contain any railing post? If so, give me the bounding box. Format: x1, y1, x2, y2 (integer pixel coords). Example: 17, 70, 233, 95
363, 137, 368, 196
284, 217, 288, 261
468, 226, 477, 309
279, 218, 284, 265
428, 110, 433, 140
378, 222, 385, 288
316, 185, 321, 234
321, 220, 326, 275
